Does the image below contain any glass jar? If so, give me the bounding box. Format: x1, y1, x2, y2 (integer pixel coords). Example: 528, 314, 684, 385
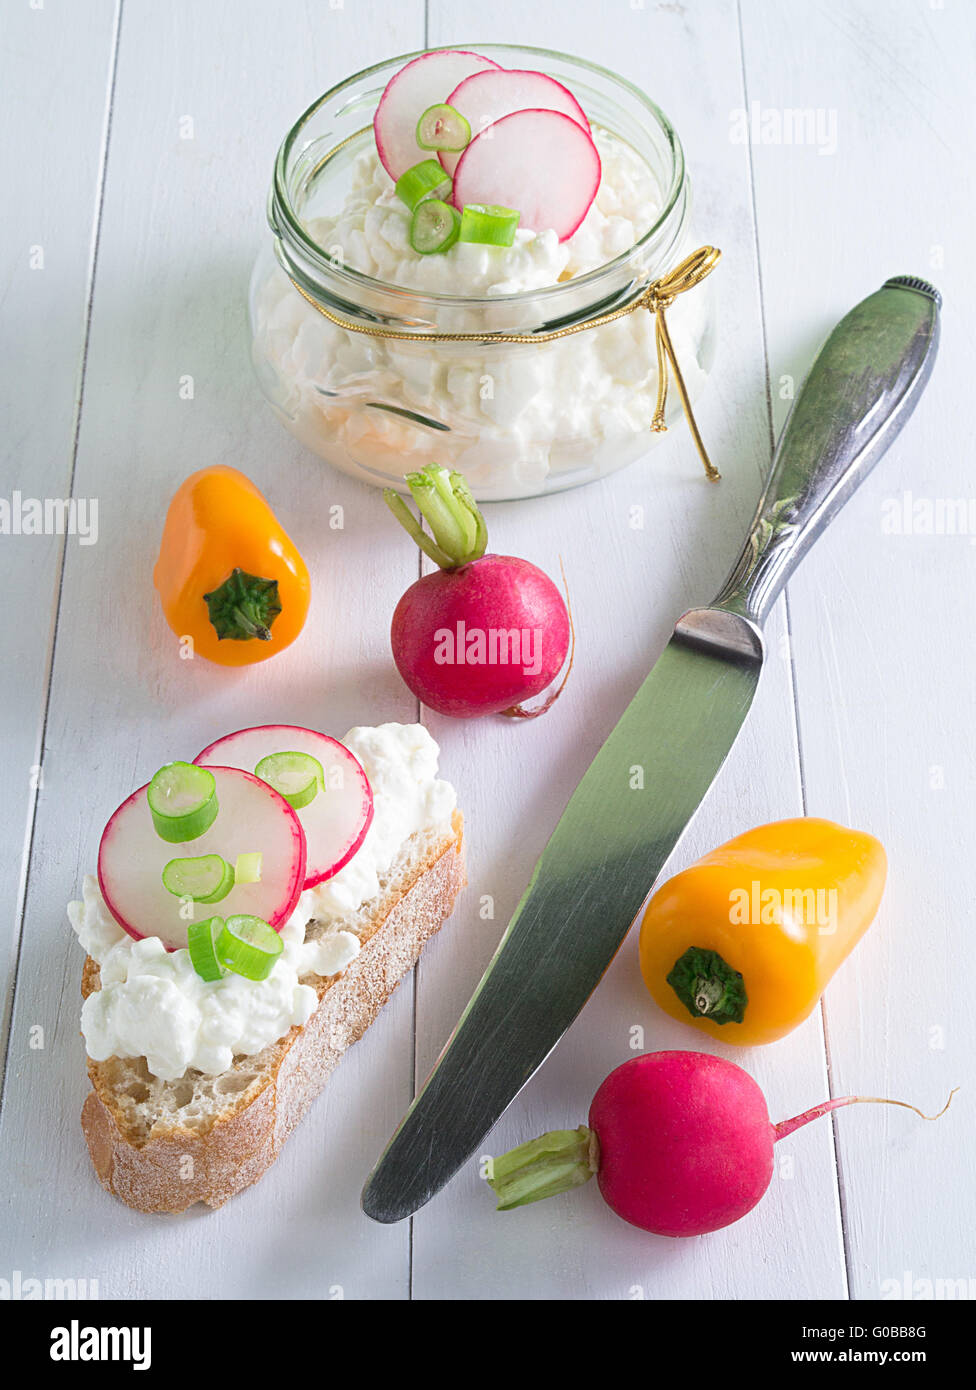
249, 44, 716, 502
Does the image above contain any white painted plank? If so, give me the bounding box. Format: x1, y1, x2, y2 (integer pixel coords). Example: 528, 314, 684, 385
0, 1, 118, 1040
409, 0, 847, 1299
740, 0, 976, 1298
9, 0, 963, 1304
0, 0, 425, 1301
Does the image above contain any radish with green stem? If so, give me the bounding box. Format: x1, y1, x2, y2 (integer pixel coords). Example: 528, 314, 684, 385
384, 465, 572, 719
488, 1051, 957, 1236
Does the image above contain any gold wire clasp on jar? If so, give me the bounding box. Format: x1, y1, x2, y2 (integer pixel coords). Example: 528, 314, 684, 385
642, 246, 722, 481
285, 243, 722, 484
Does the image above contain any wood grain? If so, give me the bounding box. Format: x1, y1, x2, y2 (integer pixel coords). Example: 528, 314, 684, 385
0, 0, 426, 1303
740, 0, 975, 1301
412, 0, 844, 1302
0, 0, 971, 1301
0, 0, 120, 1065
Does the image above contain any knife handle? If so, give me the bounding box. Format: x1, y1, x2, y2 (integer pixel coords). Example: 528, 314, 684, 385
710, 276, 940, 629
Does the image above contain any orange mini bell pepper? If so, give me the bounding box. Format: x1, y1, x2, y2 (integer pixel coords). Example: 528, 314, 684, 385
638, 818, 887, 1046
153, 466, 310, 666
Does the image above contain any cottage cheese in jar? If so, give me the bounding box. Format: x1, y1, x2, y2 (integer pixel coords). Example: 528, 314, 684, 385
250, 46, 713, 500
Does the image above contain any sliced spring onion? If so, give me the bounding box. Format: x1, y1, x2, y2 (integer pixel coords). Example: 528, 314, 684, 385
234, 851, 263, 884
146, 762, 218, 844
254, 751, 324, 810
410, 199, 461, 255
217, 915, 283, 981
187, 916, 225, 982
395, 159, 452, 211
161, 853, 235, 903
416, 103, 471, 153
458, 204, 521, 248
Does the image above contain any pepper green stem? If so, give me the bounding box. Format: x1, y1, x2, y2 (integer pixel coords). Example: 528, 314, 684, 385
384, 464, 488, 570
488, 1125, 599, 1210
667, 946, 748, 1025
232, 607, 271, 640
204, 568, 281, 642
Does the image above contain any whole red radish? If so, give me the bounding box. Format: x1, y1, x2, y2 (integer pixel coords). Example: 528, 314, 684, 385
384, 465, 571, 719
591, 1052, 771, 1236
488, 1051, 955, 1237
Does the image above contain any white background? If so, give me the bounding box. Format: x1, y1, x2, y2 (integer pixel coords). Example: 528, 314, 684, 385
1, 0, 973, 1301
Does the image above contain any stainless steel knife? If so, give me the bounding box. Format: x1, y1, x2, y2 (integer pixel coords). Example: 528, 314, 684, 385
361, 274, 941, 1224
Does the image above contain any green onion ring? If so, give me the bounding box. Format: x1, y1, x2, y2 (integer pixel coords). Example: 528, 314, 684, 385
255, 751, 324, 810
395, 159, 452, 211
187, 916, 225, 982
410, 199, 461, 255
217, 915, 284, 982
234, 851, 263, 884
146, 762, 218, 843
458, 204, 521, 248
162, 853, 235, 903
416, 103, 471, 153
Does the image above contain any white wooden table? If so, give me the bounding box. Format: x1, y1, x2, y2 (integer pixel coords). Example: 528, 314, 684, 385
2, 0, 972, 1302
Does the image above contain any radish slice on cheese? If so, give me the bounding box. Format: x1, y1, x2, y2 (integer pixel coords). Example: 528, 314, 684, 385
453, 108, 602, 241
98, 767, 306, 951
195, 725, 373, 889
374, 49, 500, 180
440, 69, 590, 177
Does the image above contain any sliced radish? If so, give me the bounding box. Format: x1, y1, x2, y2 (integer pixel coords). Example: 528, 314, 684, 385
194, 725, 373, 890
453, 109, 602, 241
98, 767, 306, 951
440, 69, 590, 178
374, 49, 501, 181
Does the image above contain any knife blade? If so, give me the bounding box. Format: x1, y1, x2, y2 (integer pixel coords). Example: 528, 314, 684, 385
362, 274, 941, 1224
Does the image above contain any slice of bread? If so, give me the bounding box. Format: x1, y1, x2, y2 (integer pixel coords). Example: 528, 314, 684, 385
80, 811, 464, 1213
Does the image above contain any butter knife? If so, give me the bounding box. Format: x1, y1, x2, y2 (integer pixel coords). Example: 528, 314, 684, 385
361, 274, 941, 1223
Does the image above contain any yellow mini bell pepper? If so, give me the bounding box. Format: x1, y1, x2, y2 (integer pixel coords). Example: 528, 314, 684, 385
153, 466, 310, 666
638, 818, 887, 1046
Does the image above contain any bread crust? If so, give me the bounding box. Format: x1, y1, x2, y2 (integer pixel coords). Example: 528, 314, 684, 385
80, 812, 464, 1213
